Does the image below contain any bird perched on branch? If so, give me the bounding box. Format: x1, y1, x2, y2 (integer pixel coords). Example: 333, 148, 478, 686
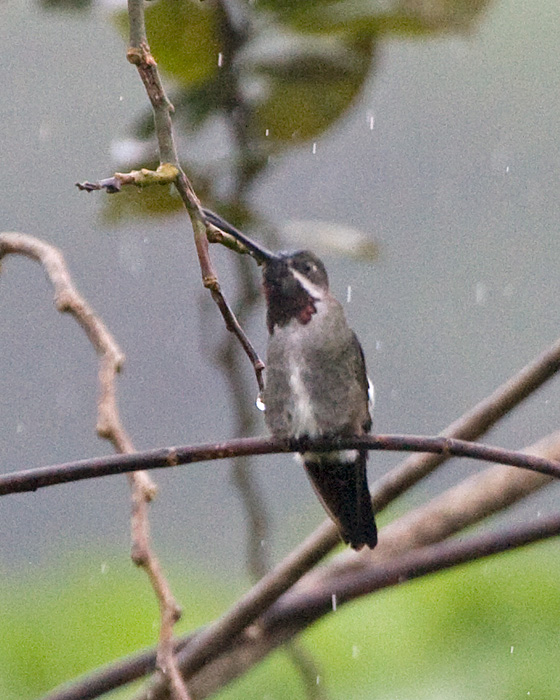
205, 209, 377, 550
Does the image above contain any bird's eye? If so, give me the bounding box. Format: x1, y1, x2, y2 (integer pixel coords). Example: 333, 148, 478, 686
303, 261, 317, 274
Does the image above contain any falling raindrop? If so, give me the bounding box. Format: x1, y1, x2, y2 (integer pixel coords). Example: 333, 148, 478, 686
346, 285, 352, 303
475, 282, 488, 306
256, 393, 266, 412
217, 52, 223, 67
331, 593, 337, 611
312, 142, 317, 154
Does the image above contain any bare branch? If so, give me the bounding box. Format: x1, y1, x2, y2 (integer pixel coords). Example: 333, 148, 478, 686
76, 164, 179, 193
263, 509, 560, 631
76, 10, 265, 393
2, 433, 560, 497
0, 232, 139, 466
125, 0, 265, 393
291, 430, 560, 594
0, 232, 185, 700
39, 432, 560, 700
373, 331, 560, 510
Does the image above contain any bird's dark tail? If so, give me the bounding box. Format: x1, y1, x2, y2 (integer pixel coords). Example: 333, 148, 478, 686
303, 450, 377, 550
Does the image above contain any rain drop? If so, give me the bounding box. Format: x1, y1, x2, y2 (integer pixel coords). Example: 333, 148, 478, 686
217, 52, 223, 67
331, 593, 337, 611
346, 285, 352, 303
312, 142, 317, 154
475, 282, 488, 306
256, 394, 266, 412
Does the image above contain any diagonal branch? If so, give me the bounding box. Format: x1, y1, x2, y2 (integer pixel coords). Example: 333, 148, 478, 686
130, 431, 560, 700
263, 508, 560, 630
124, 0, 264, 392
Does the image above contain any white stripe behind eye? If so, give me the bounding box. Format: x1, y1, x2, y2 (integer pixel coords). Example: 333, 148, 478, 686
291, 268, 322, 299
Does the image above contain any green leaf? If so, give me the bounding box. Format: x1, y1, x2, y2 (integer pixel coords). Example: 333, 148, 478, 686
252, 34, 374, 143
254, 0, 489, 36
145, 0, 220, 86
114, 0, 221, 88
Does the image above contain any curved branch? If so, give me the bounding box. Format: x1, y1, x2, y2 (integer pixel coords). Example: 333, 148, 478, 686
2, 434, 560, 496
0, 232, 131, 451
0, 232, 183, 699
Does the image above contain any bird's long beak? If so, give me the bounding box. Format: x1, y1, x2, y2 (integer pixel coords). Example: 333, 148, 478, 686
203, 209, 278, 264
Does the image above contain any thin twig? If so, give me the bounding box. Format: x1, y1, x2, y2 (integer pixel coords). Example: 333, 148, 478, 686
76, 163, 179, 193
76, 12, 266, 393
0, 232, 185, 700
123, 0, 266, 393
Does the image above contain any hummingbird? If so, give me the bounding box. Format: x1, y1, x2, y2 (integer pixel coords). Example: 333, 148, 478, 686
205, 210, 377, 550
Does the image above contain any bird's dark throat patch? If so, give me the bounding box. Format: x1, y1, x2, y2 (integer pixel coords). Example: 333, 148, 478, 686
265, 279, 317, 333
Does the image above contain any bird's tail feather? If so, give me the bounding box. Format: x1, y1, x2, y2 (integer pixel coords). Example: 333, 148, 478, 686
303, 450, 377, 550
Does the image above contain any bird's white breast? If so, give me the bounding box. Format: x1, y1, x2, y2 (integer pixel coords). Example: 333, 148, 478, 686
288, 362, 319, 438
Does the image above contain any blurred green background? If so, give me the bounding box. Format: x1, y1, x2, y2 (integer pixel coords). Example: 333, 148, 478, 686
1, 0, 560, 697
2, 541, 559, 699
